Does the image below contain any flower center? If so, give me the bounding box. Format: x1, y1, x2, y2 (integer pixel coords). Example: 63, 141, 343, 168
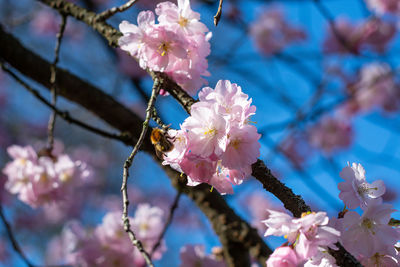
361, 218, 376, 234
158, 42, 171, 56
204, 128, 217, 137
60, 172, 72, 182
178, 16, 189, 27
231, 139, 241, 150
357, 182, 378, 196
140, 223, 149, 232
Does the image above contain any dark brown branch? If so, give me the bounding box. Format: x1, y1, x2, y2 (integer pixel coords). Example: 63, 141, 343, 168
121, 79, 161, 267
95, 0, 138, 21
214, 0, 224, 26
38, 0, 121, 47
0, 205, 36, 267
251, 160, 311, 217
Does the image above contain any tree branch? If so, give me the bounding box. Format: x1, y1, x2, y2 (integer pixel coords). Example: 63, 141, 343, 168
0, 205, 36, 267
121, 78, 161, 267
95, 0, 139, 21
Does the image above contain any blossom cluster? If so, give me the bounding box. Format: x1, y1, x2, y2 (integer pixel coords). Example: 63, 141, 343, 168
282, 60, 400, 165
336, 163, 400, 265
2, 144, 91, 208
366, 0, 400, 16
46, 204, 166, 266
340, 62, 400, 116
323, 17, 396, 54
250, 7, 306, 55
262, 163, 400, 266
163, 80, 261, 194
263, 210, 340, 266
119, 0, 211, 95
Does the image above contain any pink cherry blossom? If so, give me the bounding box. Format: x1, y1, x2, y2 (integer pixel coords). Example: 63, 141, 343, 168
304, 249, 338, 267
365, 0, 400, 15
323, 17, 395, 55
119, 2, 212, 95
2, 144, 91, 208
361, 18, 396, 53
340, 203, 399, 258
163, 80, 260, 194
198, 80, 256, 125
338, 163, 386, 209
143, 25, 188, 71
323, 18, 362, 54
308, 117, 353, 154
263, 210, 340, 261
293, 212, 340, 260
156, 0, 208, 35
353, 62, 399, 113
360, 253, 399, 267
250, 7, 306, 55
266, 246, 299, 267
119, 11, 156, 67
222, 125, 260, 169
182, 103, 228, 157
179, 244, 225, 267
263, 210, 299, 242
49, 204, 166, 266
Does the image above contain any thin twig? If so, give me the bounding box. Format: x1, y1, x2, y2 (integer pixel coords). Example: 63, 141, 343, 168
121, 77, 161, 267
214, 0, 224, 26
47, 14, 67, 152
0, 63, 128, 143
150, 191, 182, 257
95, 0, 138, 21
151, 108, 169, 131
0, 205, 36, 267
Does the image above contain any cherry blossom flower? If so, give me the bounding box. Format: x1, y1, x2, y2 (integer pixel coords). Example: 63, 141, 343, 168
263, 210, 340, 261
266, 246, 299, 267
308, 117, 353, 154
350, 62, 399, 114
119, 11, 156, 67
338, 163, 386, 209
340, 203, 399, 258
182, 103, 228, 157
179, 244, 225, 267
156, 0, 208, 35
49, 205, 166, 266
304, 249, 338, 267
250, 7, 306, 55
163, 80, 260, 194
2, 145, 91, 208
119, 1, 212, 95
